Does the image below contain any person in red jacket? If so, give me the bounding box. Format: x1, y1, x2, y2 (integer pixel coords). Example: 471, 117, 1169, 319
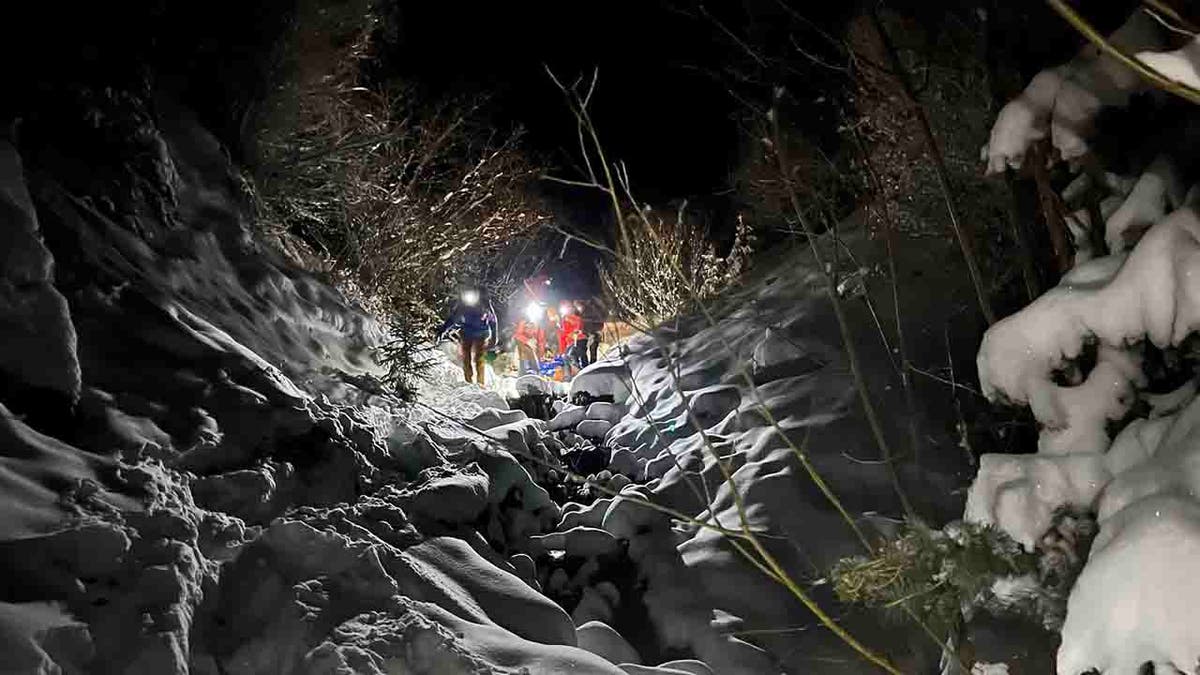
558, 302, 584, 372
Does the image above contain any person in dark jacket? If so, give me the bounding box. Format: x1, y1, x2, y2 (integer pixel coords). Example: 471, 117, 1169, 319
575, 299, 605, 367
439, 289, 497, 385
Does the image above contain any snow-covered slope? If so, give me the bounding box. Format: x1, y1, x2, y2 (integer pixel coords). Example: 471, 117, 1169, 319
0, 101, 632, 674
0, 83, 992, 674
0, 88, 983, 672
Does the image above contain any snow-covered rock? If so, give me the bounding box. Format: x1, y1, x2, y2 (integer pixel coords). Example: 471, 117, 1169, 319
577, 419, 615, 439
585, 401, 626, 424
400, 536, 577, 646
550, 404, 587, 430
395, 464, 490, 525
656, 660, 715, 675
468, 407, 528, 431
532, 526, 620, 558
515, 373, 550, 396
571, 360, 634, 404
302, 596, 624, 674
576, 620, 643, 665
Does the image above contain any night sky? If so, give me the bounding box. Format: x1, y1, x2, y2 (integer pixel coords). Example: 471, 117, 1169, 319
381, 1, 741, 210
11, 0, 1126, 303
378, 0, 1141, 210
372, 1, 766, 297
358, 0, 1134, 300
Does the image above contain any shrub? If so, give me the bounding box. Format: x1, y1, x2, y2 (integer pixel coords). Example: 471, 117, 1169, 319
251, 4, 549, 391
600, 203, 755, 328
832, 508, 1096, 636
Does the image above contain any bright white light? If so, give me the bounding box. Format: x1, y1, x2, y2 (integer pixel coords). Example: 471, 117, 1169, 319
462, 289, 480, 306
560, 302, 572, 315
525, 302, 543, 322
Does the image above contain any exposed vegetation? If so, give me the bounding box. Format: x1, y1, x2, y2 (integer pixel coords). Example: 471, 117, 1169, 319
250, 1, 549, 390
834, 506, 1097, 639
600, 204, 756, 328
834, 522, 1031, 636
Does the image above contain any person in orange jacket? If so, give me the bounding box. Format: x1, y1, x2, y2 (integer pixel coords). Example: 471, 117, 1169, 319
512, 312, 545, 375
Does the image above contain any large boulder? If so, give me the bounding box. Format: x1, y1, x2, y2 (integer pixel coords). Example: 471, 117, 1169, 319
549, 405, 587, 431
468, 408, 528, 431
576, 620, 642, 665
577, 419, 614, 440
398, 536, 577, 646
571, 361, 633, 404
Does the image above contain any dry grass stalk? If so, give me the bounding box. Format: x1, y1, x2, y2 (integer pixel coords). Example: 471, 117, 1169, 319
252, 11, 549, 388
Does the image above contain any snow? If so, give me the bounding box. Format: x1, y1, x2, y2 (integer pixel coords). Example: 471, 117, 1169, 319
576, 620, 643, 665
1058, 496, 1200, 674
970, 20, 1200, 663
571, 360, 635, 403
0, 74, 1040, 672
967, 207, 1200, 666
0, 403, 140, 538
0, 601, 93, 674
9, 9, 1191, 672
977, 207, 1200, 444
1136, 36, 1200, 90
964, 452, 1109, 549
1104, 154, 1186, 253
981, 11, 1165, 170
0, 140, 80, 399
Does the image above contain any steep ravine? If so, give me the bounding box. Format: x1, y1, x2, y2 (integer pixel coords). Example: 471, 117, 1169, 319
0, 91, 989, 673
0, 97, 674, 674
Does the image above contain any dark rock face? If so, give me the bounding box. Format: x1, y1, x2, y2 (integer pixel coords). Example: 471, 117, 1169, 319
0, 85, 383, 670
0, 140, 81, 404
